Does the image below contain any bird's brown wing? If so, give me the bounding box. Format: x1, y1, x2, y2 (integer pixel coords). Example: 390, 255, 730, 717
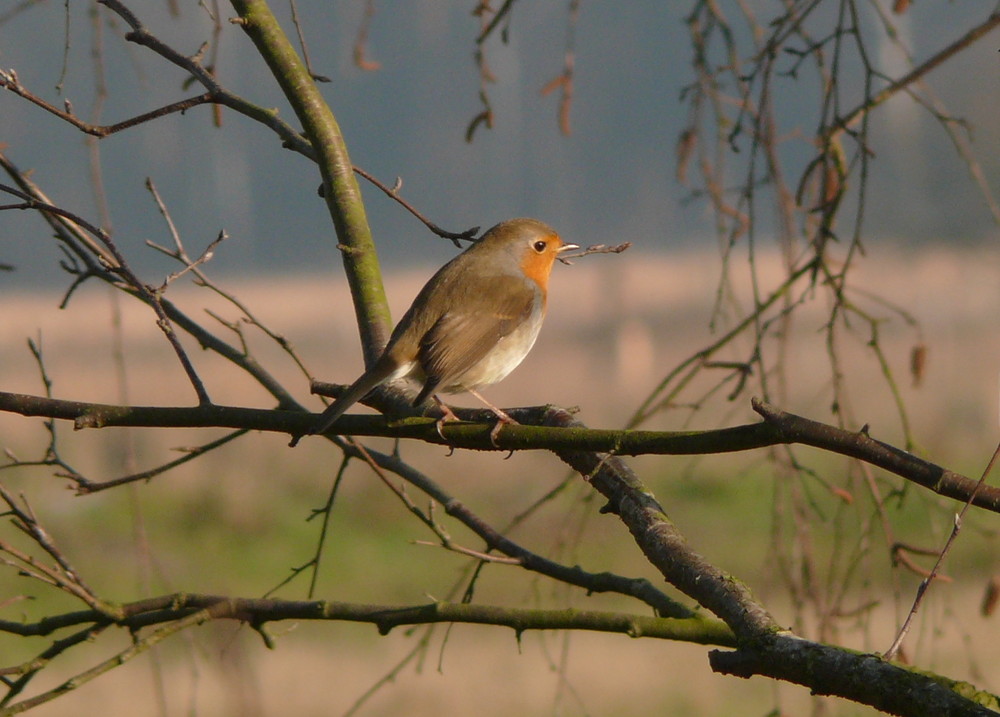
414, 273, 537, 404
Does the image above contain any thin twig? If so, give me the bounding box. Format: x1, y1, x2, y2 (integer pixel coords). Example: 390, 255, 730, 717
0, 70, 215, 136
558, 242, 631, 263
884, 440, 1000, 660
70, 430, 249, 494
830, 11, 1000, 139
0, 184, 212, 405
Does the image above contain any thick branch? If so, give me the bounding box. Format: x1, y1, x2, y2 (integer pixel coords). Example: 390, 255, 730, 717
229, 0, 391, 365
539, 409, 1000, 717
1, 391, 993, 512
538, 407, 780, 642
711, 638, 1000, 716
0, 594, 734, 646
751, 399, 1000, 511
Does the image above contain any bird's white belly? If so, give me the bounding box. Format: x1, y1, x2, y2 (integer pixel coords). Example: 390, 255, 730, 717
447, 317, 542, 391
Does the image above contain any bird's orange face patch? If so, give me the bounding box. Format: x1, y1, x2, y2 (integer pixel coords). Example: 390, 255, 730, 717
519, 234, 564, 289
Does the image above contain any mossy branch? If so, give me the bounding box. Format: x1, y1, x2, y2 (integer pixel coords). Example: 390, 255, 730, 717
229, 0, 391, 364
1, 391, 994, 512
0, 594, 734, 645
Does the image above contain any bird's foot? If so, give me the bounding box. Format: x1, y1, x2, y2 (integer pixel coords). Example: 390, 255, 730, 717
432, 398, 462, 441
464, 388, 518, 449
487, 408, 517, 449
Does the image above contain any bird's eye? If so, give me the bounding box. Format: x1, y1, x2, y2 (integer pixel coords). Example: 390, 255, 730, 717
532, 240, 548, 253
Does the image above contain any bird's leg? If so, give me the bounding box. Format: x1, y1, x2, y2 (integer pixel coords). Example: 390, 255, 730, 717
466, 388, 517, 447
431, 395, 463, 441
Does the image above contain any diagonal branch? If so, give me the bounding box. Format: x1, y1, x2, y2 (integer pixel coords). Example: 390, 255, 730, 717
0, 179, 211, 405
829, 10, 1000, 139
342, 439, 694, 618
539, 409, 1000, 716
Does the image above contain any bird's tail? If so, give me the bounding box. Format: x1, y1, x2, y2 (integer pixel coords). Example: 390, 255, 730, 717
308, 358, 399, 437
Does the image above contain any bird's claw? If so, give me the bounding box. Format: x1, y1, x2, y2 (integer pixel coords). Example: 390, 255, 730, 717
488, 413, 517, 449
435, 415, 450, 441
433, 399, 462, 441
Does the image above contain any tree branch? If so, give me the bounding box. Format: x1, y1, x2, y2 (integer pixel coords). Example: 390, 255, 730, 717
538, 410, 1000, 717
710, 639, 1000, 716
229, 0, 391, 366
1, 391, 995, 513
829, 10, 1000, 138
0, 594, 733, 643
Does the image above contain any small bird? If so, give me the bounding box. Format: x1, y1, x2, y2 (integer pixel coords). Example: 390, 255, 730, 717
307, 217, 577, 441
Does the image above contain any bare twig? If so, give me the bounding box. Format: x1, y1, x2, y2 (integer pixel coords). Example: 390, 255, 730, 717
0, 181, 211, 405
70, 430, 249, 494
475, 0, 518, 44
147, 229, 228, 291
330, 436, 692, 618
559, 242, 632, 263
288, 0, 331, 81
412, 539, 522, 564
885, 440, 1000, 660
0, 486, 118, 617
350, 166, 480, 245
830, 10, 1000, 140
0, 70, 216, 136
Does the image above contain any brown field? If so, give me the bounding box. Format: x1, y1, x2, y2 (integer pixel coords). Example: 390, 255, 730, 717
1, 243, 998, 716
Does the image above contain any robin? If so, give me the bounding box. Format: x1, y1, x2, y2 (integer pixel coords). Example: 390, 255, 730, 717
306, 217, 577, 442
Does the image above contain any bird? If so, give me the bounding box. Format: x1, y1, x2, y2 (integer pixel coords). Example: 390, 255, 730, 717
306, 217, 577, 442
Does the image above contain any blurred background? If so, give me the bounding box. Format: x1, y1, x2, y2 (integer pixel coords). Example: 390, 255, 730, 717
1, 2, 998, 716
1, 1, 997, 280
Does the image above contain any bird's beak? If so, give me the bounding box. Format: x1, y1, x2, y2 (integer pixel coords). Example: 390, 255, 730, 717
555, 241, 580, 265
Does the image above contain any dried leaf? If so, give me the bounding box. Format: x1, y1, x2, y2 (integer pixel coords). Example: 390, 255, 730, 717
982, 575, 1000, 617
540, 74, 567, 96
910, 343, 927, 387
676, 128, 696, 184
831, 487, 854, 504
